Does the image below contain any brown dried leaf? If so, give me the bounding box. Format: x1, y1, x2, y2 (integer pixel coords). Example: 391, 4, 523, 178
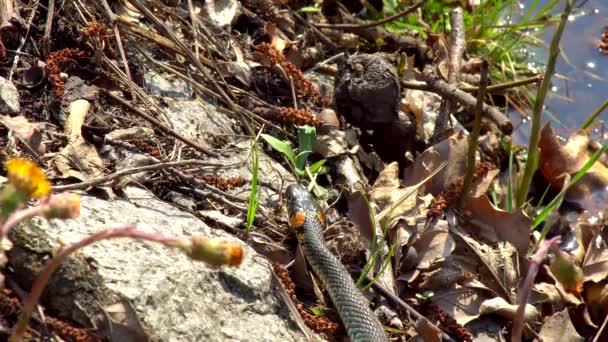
432, 281, 492, 326
452, 234, 519, 299
414, 318, 441, 342
0, 115, 45, 154
412, 220, 454, 270
371, 162, 420, 221
478, 297, 538, 322
539, 122, 608, 200
54, 100, 103, 181
538, 309, 584, 342
462, 195, 531, 257
583, 228, 608, 283
403, 131, 468, 195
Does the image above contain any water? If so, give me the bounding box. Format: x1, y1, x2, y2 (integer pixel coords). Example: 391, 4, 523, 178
509, 0, 608, 145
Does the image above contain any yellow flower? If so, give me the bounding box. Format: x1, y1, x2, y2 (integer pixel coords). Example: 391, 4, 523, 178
6, 158, 51, 199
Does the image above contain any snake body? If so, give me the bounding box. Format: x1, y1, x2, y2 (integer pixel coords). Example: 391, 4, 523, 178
285, 184, 388, 342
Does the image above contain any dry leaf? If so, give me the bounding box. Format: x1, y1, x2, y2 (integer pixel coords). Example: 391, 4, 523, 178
432, 281, 492, 326
0, 115, 45, 154
462, 195, 531, 257
403, 131, 468, 195
370, 162, 420, 223
539, 122, 608, 201
453, 234, 519, 299
54, 99, 104, 181
478, 297, 538, 322
414, 318, 441, 342
583, 229, 608, 283
412, 220, 454, 270
538, 309, 584, 342
549, 249, 584, 295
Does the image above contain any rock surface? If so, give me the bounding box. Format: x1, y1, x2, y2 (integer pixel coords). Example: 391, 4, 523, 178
0, 76, 20, 115
9, 187, 309, 342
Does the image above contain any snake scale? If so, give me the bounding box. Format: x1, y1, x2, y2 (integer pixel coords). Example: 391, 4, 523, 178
285, 184, 388, 342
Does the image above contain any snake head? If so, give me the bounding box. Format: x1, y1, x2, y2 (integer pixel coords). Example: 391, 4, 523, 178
285, 184, 319, 227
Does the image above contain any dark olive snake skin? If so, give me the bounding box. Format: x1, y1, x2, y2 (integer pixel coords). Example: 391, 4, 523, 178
285, 184, 388, 342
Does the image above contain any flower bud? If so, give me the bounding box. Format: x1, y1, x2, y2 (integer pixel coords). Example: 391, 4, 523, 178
183, 237, 243, 267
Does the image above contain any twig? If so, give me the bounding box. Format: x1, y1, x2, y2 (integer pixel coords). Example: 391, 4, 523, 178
41, 0, 54, 58
432, 7, 464, 144
422, 65, 513, 135
511, 236, 561, 342
401, 75, 543, 94
314, 0, 425, 30
52, 160, 225, 191
458, 60, 488, 208
100, 88, 220, 158
112, 23, 134, 99
516, 0, 575, 207
460, 75, 543, 93
186, 0, 200, 60
368, 276, 456, 342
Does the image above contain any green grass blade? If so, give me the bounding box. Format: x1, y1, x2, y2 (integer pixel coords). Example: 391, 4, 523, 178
246, 139, 260, 234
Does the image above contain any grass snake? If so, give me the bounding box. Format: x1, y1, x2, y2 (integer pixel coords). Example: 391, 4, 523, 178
285, 184, 388, 342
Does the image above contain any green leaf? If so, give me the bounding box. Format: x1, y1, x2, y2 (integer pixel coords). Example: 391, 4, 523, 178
297, 6, 320, 13
308, 159, 327, 174
261, 134, 297, 167
309, 306, 325, 316
296, 126, 316, 170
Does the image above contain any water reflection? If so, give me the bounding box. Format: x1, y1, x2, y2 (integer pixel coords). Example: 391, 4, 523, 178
509, 0, 608, 145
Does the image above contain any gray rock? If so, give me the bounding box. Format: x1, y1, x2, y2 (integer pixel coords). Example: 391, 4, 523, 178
10, 187, 309, 342
144, 70, 193, 100
164, 99, 238, 147
0, 76, 20, 114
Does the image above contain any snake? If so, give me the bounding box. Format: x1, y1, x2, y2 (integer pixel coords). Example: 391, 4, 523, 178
285, 184, 388, 342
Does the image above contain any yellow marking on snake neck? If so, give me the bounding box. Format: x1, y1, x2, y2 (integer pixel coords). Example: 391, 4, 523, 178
317, 212, 325, 224
288, 211, 306, 228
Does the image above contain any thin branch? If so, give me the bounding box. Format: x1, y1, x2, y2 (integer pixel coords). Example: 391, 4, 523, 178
422, 66, 513, 134
511, 236, 562, 342
432, 7, 465, 144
